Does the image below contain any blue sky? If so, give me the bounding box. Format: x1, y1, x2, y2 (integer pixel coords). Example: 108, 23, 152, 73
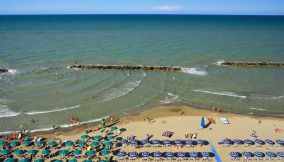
0, 0, 284, 15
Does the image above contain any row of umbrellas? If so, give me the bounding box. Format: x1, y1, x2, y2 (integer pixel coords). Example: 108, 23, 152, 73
119, 139, 208, 146
229, 152, 284, 158
3, 158, 109, 162
219, 138, 284, 146
115, 151, 214, 158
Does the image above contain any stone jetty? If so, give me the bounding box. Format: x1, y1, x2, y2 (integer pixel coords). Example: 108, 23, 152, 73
220, 61, 284, 67
0, 68, 8, 73
69, 64, 182, 72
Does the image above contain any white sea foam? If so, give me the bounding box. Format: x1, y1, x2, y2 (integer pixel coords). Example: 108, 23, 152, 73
0, 105, 20, 118
181, 68, 207, 76
160, 93, 179, 104
215, 60, 225, 66
249, 107, 267, 111
8, 69, 18, 75
194, 89, 246, 99
26, 105, 80, 115
98, 73, 146, 103
251, 95, 284, 100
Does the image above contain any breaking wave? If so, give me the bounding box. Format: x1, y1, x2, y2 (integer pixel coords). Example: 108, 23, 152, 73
160, 93, 180, 104
181, 68, 207, 76
98, 73, 146, 103
0, 104, 20, 118
214, 60, 225, 66
252, 95, 284, 100
194, 89, 246, 99
249, 107, 267, 111
26, 105, 80, 115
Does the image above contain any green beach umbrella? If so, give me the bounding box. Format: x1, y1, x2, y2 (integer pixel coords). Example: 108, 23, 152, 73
0, 148, 10, 155
4, 158, 16, 162
14, 149, 24, 155
19, 159, 31, 162
65, 140, 74, 146
23, 140, 32, 146
86, 150, 96, 156
110, 126, 117, 131
99, 160, 109, 162
41, 149, 51, 155
103, 141, 112, 146
34, 158, 44, 162
73, 149, 82, 155
81, 134, 89, 139
59, 150, 68, 156
10, 140, 20, 147
93, 135, 103, 140
100, 149, 110, 156
47, 140, 57, 147
36, 140, 45, 146
28, 149, 38, 155
53, 160, 63, 162
107, 135, 115, 140
83, 160, 92, 162
0, 140, 6, 146
91, 141, 100, 147
77, 141, 86, 147
69, 159, 77, 162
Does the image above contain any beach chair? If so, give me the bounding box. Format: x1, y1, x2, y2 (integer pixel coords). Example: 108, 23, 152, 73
207, 117, 216, 124
162, 131, 174, 138
220, 117, 229, 124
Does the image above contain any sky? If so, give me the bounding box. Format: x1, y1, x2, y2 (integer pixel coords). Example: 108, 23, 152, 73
0, 0, 284, 15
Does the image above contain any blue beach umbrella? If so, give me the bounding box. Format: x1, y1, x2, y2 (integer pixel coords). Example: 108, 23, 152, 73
190, 152, 199, 158
200, 116, 206, 128
83, 160, 92, 162
81, 134, 89, 139
265, 139, 275, 145
128, 152, 138, 157
276, 140, 284, 146
266, 152, 277, 157
150, 139, 160, 145
77, 141, 87, 147
14, 149, 24, 155
233, 139, 244, 145
59, 150, 68, 156
10, 140, 20, 147
185, 140, 195, 145
120, 139, 128, 144
201, 152, 210, 158
19, 159, 31, 162
73, 149, 82, 155
254, 152, 265, 158
86, 150, 96, 156
116, 151, 126, 157
65, 140, 74, 146
0, 149, 10, 155
277, 152, 284, 158
110, 126, 117, 131
176, 152, 186, 158
99, 160, 108, 162
4, 158, 16, 162
28, 149, 38, 155
162, 140, 171, 145
229, 152, 241, 158
69, 159, 78, 162
152, 152, 162, 157
165, 152, 174, 157
34, 158, 44, 162
91, 141, 100, 147
53, 160, 63, 162
129, 139, 138, 145
23, 140, 32, 146
242, 152, 254, 158
196, 140, 205, 145
41, 149, 51, 155
244, 139, 255, 145
47, 140, 57, 147
140, 152, 150, 157
100, 149, 110, 156
140, 139, 148, 145
174, 139, 183, 145
93, 135, 103, 141
255, 139, 265, 145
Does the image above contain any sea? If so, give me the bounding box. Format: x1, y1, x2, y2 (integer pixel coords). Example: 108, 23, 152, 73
0, 15, 284, 133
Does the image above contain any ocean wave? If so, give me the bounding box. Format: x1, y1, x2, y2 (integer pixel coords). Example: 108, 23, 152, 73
194, 89, 246, 99
181, 68, 207, 76
0, 105, 20, 118
249, 107, 267, 111
252, 95, 284, 100
26, 105, 80, 115
160, 93, 179, 104
98, 73, 146, 103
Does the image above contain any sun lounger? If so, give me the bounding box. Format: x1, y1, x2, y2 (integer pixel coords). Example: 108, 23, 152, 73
207, 117, 216, 124
162, 131, 174, 138
220, 117, 229, 124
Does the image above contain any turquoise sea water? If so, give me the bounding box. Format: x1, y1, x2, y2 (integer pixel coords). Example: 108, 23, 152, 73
0, 15, 284, 133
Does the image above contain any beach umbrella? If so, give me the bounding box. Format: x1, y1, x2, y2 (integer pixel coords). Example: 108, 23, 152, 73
165, 152, 174, 157
83, 160, 92, 162
93, 135, 103, 141
34, 158, 44, 162
41, 149, 51, 155
185, 140, 195, 145
100, 149, 110, 156
162, 140, 171, 145
150, 139, 160, 145
116, 151, 126, 157
254, 139, 265, 145
233, 139, 244, 145
140, 139, 148, 145
196, 140, 205, 145
73, 149, 82, 155
99, 160, 108, 162
86, 150, 96, 156
128, 152, 138, 157
276, 140, 284, 146
244, 139, 255, 145
107, 135, 115, 140
103, 141, 112, 146
174, 139, 183, 145
190, 152, 199, 158
0, 140, 6, 146
65, 140, 74, 146
47, 140, 57, 147
69, 159, 77, 162
101, 118, 106, 128
265, 139, 275, 145
242, 152, 254, 157
276, 152, 284, 158
4, 158, 16, 162
28, 149, 38, 155
81, 134, 89, 140
53, 160, 63, 162
200, 116, 206, 128
10, 140, 20, 147
19, 159, 31, 162
14, 149, 24, 155
77, 141, 87, 147
121, 139, 128, 144
110, 126, 117, 131
266, 152, 277, 157
140, 152, 150, 157
91, 141, 100, 147
36, 140, 45, 146
176, 152, 186, 158
254, 152, 265, 158
23, 140, 32, 146
152, 152, 162, 157
129, 139, 138, 145
0, 148, 10, 155
59, 150, 69, 156
229, 152, 241, 158
201, 152, 210, 158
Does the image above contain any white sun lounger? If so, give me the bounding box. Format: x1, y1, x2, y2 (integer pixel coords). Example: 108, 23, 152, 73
220, 117, 229, 124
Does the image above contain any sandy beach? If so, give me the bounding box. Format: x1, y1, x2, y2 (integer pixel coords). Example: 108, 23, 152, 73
11, 104, 281, 162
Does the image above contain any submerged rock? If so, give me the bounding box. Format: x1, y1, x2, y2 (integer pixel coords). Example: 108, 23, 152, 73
220, 61, 284, 67
0, 68, 8, 73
